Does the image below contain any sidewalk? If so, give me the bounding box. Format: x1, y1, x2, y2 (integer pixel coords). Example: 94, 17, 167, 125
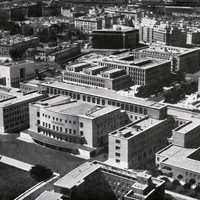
0, 155, 33, 171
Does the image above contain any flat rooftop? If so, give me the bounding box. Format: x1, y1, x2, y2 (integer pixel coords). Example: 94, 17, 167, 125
157, 145, 200, 174
173, 117, 200, 135
34, 95, 119, 118
101, 57, 170, 70
0, 87, 43, 108
54, 162, 101, 189
110, 117, 162, 139
41, 81, 166, 110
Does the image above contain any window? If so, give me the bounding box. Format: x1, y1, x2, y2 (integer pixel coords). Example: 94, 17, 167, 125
116, 159, 120, 163
115, 152, 120, 157
80, 131, 84, 136
116, 146, 120, 150
116, 139, 120, 144
37, 112, 40, 117
80, 122, 84, 128
73, 130, 76, 134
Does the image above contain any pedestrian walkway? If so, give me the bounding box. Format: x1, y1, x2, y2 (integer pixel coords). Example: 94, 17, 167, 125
0, 155, 33, 171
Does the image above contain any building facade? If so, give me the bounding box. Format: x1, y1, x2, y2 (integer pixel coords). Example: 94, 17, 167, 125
28, 95, 129, 157
108, 116, 172, 169
0, 87, 44, 133
40, 81, 167, 120
98, 57, 171, 86
63, 62, 131, 90
92, 26, 139, 49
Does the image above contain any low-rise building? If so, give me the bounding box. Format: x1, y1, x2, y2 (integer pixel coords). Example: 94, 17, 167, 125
63, 62, 131, 90
27, 95, 129, 157
108, 116, 172, 169
0, 87, 45, 133
92, 26, 139, 49
36, 161, 165, 200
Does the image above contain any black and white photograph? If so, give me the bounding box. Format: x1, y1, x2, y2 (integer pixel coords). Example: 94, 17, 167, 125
0, 0, 200, 199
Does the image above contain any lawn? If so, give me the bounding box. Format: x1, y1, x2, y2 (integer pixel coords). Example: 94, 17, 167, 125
0, 140, 85, 175
0, 163, 38, 200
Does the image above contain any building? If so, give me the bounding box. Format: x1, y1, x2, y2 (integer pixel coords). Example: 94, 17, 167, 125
92, 26, 139, 49
27, 95, 129, 157
40, 81, 167, 120
156, 105, 200, 184
169, 117, 200, 148
36, 161, 165, 200
156, 145, 200, 184
0, 35, 39, 56
98, 56, 171, 86
133, 44, 200, 72
108, 116, 172, 169
0, 87, 44, 133
0, 60, 49, 88
74, 17, 103, 34
47, 43, 81, 64
62, 62, 131, 90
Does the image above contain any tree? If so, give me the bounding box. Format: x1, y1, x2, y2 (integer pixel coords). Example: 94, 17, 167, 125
9, 48, 26, 61
30, 165, 53, 182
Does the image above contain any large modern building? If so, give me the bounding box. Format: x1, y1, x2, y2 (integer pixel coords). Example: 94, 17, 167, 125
132, 44, 200, 72
39, 81, 167, 120
98, 56, 171, 86
62, 62, 131, 90
0, 60, 49, 88
92, 26, 139, 49
0, 34, 39, 56
108, 116, 172, 169
0, 87, 45, 133
27, 95, 129, 157
36, 161, 165, 200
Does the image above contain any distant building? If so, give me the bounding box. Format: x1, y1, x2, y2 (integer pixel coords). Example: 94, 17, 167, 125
133, 44, 200, 72
0, 35, 39, 56
0, 87, 44, 133
0, 60, 49, 88
92, 26, 139, 49
27, 95, 129, 157
108, 116, 172, 169
63, 62, 131, 90
99, 56, 171, 86
75, 17, 103, 34
36, 161, 165, 200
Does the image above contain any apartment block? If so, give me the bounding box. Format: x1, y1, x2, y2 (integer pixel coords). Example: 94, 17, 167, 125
36, 161, 165, 200
108, 116, 172, 169
27, 95, 129, 157
0, 34, 39, 56
74, 17, 103, 34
